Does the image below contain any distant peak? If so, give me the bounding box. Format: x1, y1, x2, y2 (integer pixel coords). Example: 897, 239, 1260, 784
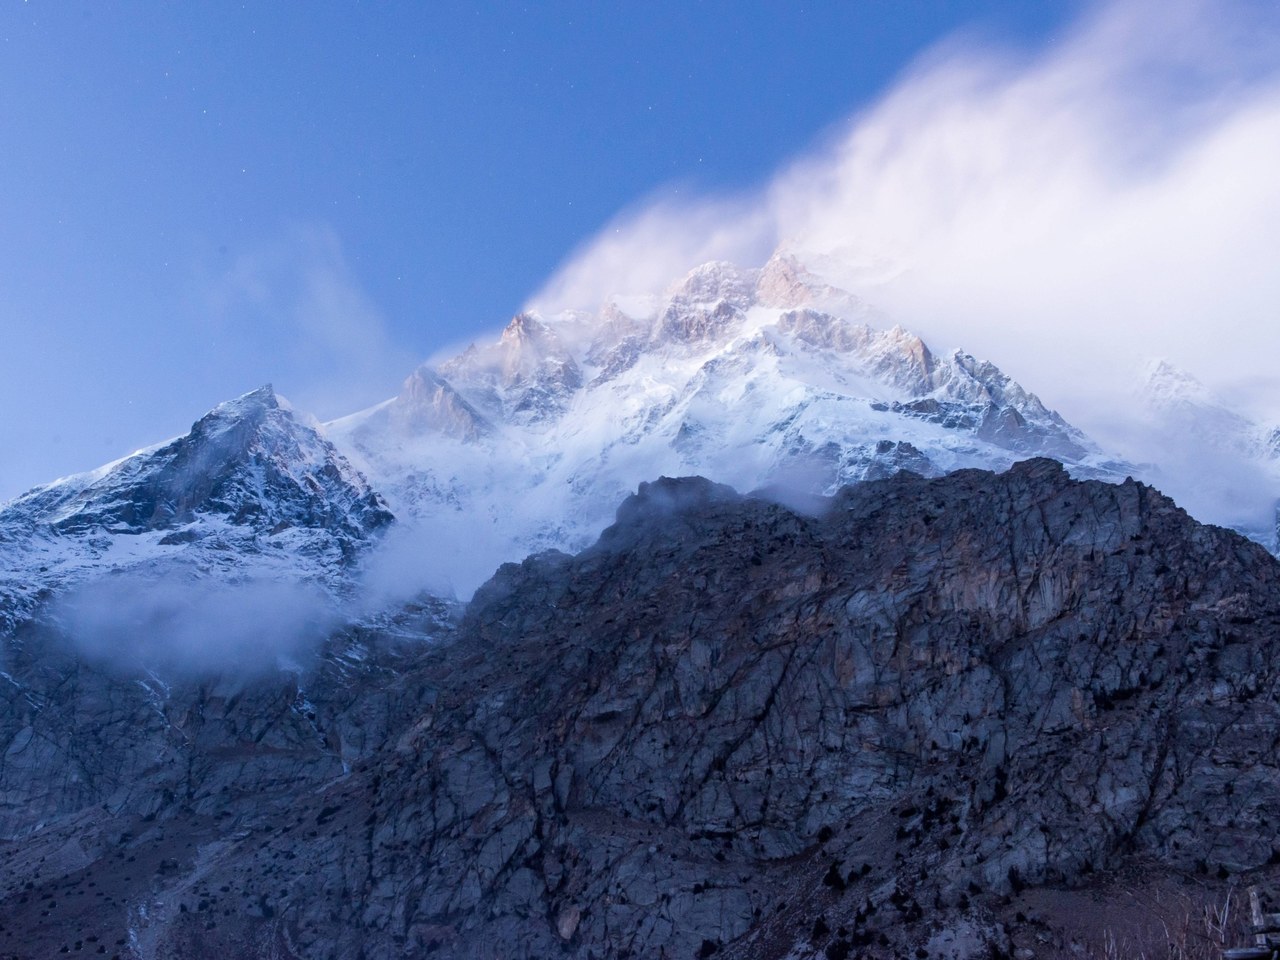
668, 260, 756, 306
206, 384, 280, 417
402, 366, 446, 391
755, 252, 814, 307
499, 312, 551, 346
1144, 358, 1193, 384
756, 248, 863, 312
187, 386, 293, 444
397, 365, 492, 440
1141, 358, 1220, 409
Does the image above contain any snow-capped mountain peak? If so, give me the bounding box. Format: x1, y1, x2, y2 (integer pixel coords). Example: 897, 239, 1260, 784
755, 251, 870, 315
394, 367, 493, 442
0, 385, 392, 633
666, 259, 757, 307
322, 249, 1118, 593
8, 384, 389, 540
437, 312, 584, 426
1127, 358, 1280, 548
1143, 358, 1229, 412
1139, 358, 1264, 453
0, 248, 1146, 619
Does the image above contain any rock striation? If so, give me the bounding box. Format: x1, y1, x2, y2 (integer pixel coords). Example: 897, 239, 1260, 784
2, 461, 1279, 958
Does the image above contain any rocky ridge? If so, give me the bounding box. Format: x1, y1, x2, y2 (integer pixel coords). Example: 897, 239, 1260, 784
2, 461, 1277, 958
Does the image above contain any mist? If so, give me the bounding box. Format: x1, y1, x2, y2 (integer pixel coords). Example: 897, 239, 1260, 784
353, 517, 515, 609
53, 572, 340, 678
527, 0, 1280, 533
200, 224, 420, 423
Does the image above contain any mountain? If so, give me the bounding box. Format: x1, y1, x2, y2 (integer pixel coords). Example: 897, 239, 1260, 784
1, 462, 1276, 958
327, 253, 1124, 593
0, 385, 392, 634
0, 251, 1133, 637
1142, 359, 1276, 463
1131, 360, 1280, 548
7, 254, 1279, 622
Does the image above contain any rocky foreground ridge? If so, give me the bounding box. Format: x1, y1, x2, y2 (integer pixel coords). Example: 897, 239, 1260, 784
2, 460, 1280, 958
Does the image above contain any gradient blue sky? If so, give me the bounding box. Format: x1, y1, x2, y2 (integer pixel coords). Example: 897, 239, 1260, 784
0, 1, 1088, 498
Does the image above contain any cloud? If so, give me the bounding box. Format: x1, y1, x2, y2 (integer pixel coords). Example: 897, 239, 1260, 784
54, 572, 339, 677
767, 0, 1280, 424
525, 0, 1280, 536
354, 517, 503, 606
527, 0, 1280, 413
203, 224, 417, 418
530, 190, 775, 319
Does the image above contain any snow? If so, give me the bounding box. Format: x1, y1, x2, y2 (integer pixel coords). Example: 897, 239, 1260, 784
1123, 358, 1280, 546
0, 385, 391, 636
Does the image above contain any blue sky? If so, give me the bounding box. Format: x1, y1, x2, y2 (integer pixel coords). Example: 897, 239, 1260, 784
0, 1, 1086, 499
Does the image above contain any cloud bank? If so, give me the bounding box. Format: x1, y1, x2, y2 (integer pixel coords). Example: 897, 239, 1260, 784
54, 573, 339, 677
529, 0, 1280, 439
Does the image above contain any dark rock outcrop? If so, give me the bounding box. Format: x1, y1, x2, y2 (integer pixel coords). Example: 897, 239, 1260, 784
3, 461, 1279, 958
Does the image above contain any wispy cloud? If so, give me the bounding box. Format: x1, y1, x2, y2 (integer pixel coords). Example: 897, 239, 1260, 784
202, 224, 416, 417
526, 0, 1280, 536
530, 0, 1280, 418
529, 191, 774, 320
55, 573, 338, 676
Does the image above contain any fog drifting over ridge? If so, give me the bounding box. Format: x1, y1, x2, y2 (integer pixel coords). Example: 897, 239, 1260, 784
528, 0, 1280, 453
53, 573, 340, 677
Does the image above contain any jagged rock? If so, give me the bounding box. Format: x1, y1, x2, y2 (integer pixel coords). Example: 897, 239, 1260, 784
438, 312, 584, 424
2, 462, 1278, 958
0, 597, 460, 841
755, 252, 859, 311
382, 367, 492, 442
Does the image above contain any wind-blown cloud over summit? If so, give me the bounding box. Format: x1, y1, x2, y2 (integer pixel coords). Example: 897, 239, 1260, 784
529, 0, 1280, 439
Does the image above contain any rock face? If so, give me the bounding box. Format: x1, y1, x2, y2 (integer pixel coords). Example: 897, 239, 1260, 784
9, 386, 389, 541
2, 461, 1279, 958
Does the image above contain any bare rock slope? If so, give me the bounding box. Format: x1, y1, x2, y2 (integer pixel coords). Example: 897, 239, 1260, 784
3, 460, 1280, 958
